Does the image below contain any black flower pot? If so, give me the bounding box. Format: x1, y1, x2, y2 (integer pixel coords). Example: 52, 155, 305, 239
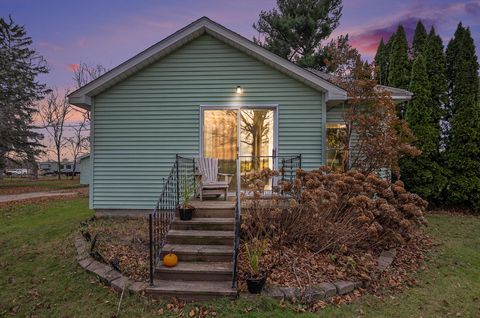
178, 207, 195, 221
246, 275, 266, 294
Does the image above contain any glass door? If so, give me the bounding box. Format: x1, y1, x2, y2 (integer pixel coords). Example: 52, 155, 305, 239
239, 109, 275, 191
203, 109, 238, 191
202, 107, 275, 192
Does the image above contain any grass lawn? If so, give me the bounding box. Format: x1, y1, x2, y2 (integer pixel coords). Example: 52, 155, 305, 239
0, 177, 87, 195
0, 198, 479, 317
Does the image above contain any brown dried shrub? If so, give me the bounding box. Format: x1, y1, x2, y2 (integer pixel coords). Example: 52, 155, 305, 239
241, 167, 427, 254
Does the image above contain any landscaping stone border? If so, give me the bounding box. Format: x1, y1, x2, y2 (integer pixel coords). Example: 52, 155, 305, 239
262, 248, 397, 302
75, 230, 397, 302
74, 233, 147, 295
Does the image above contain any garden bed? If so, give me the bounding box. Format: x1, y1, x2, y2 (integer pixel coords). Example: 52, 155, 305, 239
80, 169, 433, 308
82, 217, 149, 281
237, 168, 433, 305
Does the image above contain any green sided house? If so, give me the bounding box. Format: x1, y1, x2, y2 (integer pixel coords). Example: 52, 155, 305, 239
68, 17, 412, 299
68, 17, 411, 214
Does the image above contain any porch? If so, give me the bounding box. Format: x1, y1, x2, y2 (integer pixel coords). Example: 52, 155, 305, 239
145, 154, 301, 300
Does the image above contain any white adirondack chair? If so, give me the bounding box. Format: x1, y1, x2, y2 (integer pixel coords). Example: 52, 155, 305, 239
195, 157, 233, 201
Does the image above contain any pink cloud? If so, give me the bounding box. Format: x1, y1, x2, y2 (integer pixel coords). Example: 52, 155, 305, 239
349, 16, 435, 57
67, 63, 80, 72
78, 37, 87, 48
336, 1, 477, 59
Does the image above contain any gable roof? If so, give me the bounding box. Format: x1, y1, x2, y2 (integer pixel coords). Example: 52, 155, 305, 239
308, 69, 413, 102
68, 17, 347, 109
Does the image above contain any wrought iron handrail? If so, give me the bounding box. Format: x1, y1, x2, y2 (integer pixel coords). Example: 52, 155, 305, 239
231, 154, 301, 288
149, 154, 195, 286
238, 154, 302, 196
231, 156, 242, 288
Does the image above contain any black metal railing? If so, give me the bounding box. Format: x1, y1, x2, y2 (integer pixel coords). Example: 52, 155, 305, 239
238, 154, 302, 196
149, 155, 195, 286
231, 154, 301, 287
231, 156, 242, 288
280, 155, 302, 182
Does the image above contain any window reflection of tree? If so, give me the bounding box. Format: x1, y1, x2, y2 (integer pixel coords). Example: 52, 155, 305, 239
240, 110, 273, 171
204, 109, 274, 173
327, 124, 348, 171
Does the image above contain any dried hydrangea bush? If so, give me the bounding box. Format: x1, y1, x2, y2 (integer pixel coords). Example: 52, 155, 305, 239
239, 167, 429, 288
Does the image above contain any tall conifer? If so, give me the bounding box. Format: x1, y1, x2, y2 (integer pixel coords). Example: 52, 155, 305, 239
0, 16, 49, 178
388, 25, 410, 90
412, 21, 427, 58
374, 38, 389, 85
445, 23, 480, 210
424, 27, 447, 134
400, 54, 446, 199
387, 25, 411, 117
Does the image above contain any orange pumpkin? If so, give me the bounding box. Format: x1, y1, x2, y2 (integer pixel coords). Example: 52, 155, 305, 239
163, 252, 178, 267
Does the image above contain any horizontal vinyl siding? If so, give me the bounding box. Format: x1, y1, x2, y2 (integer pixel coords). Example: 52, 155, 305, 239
327, 104, 347, 123
93, 35, 324, 209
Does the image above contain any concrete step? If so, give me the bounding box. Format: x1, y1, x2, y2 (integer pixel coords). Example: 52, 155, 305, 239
146, 280, 237, 301
155, 261, 232, 281
161, 244, 233, 262
167, 230, 234, 245
171, 217, 235, 231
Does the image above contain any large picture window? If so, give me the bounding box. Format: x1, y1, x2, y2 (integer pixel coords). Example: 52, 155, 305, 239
326, 123, 347, 171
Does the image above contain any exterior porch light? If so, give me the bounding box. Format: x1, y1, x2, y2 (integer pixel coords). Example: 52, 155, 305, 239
235, 86, 243, 94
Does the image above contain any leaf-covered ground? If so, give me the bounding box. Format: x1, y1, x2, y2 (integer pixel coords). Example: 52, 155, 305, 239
85, 217, 150, 281
0, 197, 479, 317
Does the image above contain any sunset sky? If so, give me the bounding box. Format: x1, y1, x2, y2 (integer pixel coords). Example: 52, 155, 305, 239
2, 0, 479, 91
1, 0, 479, 160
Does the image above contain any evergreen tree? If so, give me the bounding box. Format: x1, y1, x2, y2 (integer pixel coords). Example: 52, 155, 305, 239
412, 21, 428, 58
388, 25, 410, 90
400, 54, 446, 199
387, 25, 411, 118
374, 38, 389, 85
424, 27, 447, 142
445, 23, 480, 210
0, 16, 49, 178
253, 0, 342, 68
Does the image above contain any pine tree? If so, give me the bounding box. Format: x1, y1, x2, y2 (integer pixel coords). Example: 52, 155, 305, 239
400, 54, 446, 199
374, 38, 389, 85
412, 21, 428, 58
253, 0, 342, 67
445, 23, 480, 210
388, 25, 410, 90
424, 27, 447, 142
0, 16, 49, 178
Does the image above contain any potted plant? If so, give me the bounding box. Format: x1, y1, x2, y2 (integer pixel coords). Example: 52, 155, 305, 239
177, 175, 196, 221
244, 238, 267, 294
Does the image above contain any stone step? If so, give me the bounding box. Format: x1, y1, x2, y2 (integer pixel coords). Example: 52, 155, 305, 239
146, 280, 237, 301
161, 244, 232, 262
171, 217, 235, 231
155, 261, 232, 281
167, 230, 234, 245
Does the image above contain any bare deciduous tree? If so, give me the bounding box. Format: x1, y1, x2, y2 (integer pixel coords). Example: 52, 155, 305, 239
64, 112, 88, 179
39, 89, 71, 179
67, 62, 107, 158
73, 63, 107, 89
